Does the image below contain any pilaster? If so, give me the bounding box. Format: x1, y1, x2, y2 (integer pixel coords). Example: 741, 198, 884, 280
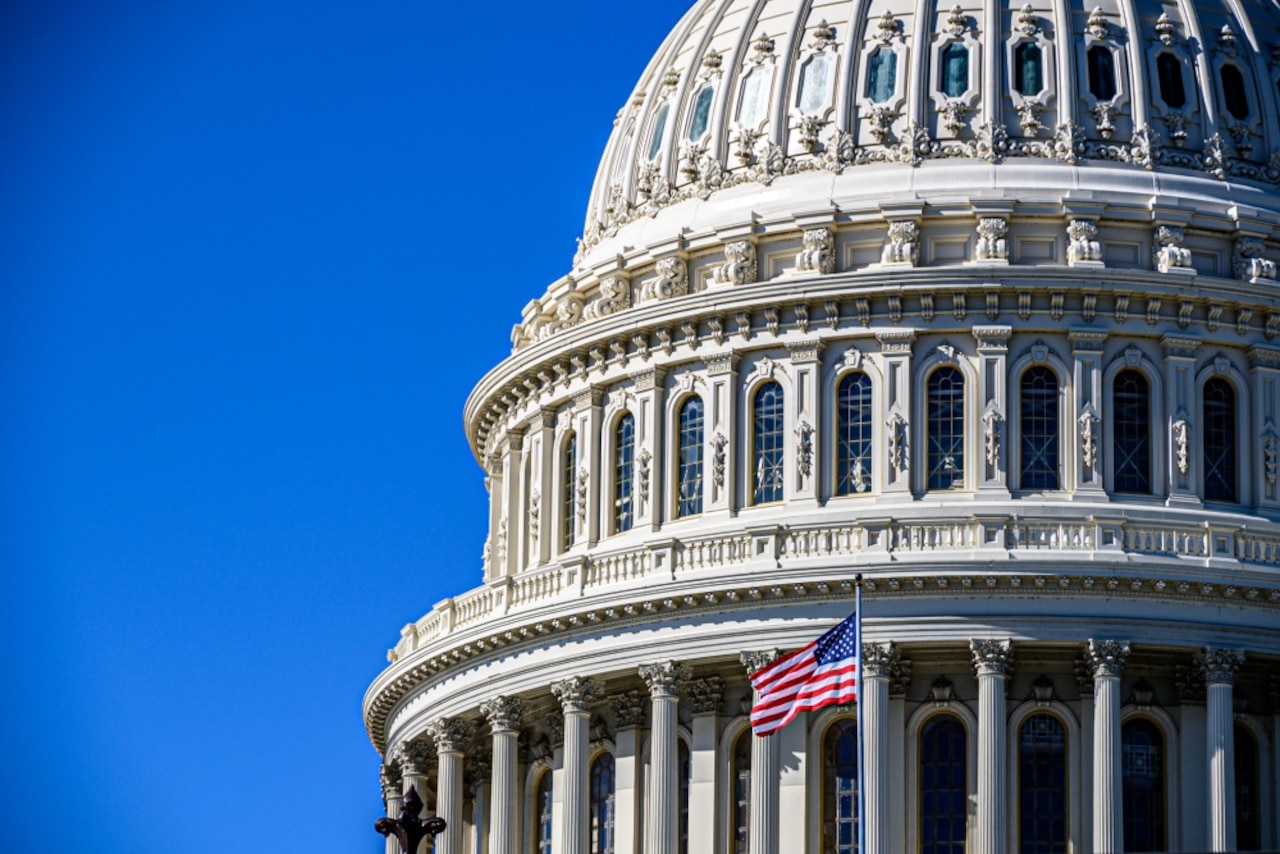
630, 367, 666, 531
1177, 659, 1208, 852
1070, 329, 1107, 497
530, 409, 557, 567
1248, 346, 1280, 509
973, 326, 1012, 495
742, 650, 782, 854
687, 677, 723, 854
876, 329, 916, 496
573, 388, 604, 546
1161, 335, 1201, 505
786, 338, 823, 505
610, 691, 646, 854
500, 430, 526, 576
705, 352, 738, 515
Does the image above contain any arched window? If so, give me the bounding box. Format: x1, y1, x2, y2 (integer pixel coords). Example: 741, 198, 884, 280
614, 414, 635, 533
590, 753, 616, 854
919, 714, 966, 854
1234, 724, 1261, 851
753, 381, 785, 504
1121, 718, 1166, 852
836, 372, 873, 495
678, 738, 691, 854
562, 432, 578, 551
678, 397, 704, 517
822, 717, 859, 853
941, 42, 969, 98
927, 367, 965, 491
534, 770, 554, 854
1015, 42, 1044, 96
731, 728, 751, 853
1018, 713, 1067, 853
1203, 378, 1237, 502
1221, 64, 1250, 119
1020, 366, 1060, 490
1087, 45, 1116, 100
1157, 53, 1185, 108
1112, 370, 1151, 494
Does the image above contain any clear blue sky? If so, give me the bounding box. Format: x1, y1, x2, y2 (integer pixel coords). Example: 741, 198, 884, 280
0, 2, 689, 850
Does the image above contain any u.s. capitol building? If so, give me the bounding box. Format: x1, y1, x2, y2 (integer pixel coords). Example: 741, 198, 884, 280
365, 0, 1280, 851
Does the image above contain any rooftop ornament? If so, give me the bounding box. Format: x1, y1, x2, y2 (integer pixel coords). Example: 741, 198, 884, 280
375, 785, 446, 854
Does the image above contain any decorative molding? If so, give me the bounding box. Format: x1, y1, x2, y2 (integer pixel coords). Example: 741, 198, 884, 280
741, 649, 782, 676
881, 220, 920, 265
1195, 647, 1244, 684
970, 638, 1013, 676
974, 217, 1008, 262
610, 690, 647, 728
861, 641, 900, 678
639, 660, 690, 697
1067, 218, 1102, 265
1154, 225, 1193, 273
551, 676, 603, 713
796, 227, 836, 275
686, 676, 724, 715
427, 717, 474, 754
480, 696, 525, 732
393, 739, 434, 777
796, 420, 814, 477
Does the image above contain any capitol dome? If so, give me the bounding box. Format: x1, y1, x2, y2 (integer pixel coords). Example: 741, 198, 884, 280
368, 1, 1280, 853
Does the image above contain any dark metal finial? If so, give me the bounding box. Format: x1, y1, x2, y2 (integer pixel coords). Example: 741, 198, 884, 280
375, 784, 446, 853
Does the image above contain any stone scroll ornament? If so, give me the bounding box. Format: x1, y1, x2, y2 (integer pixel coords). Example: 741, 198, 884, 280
881, 220, 920, 265
714, 241, 757, 285
1154, 225, 1192, 272
637, 448, 652, 504
528, 490, 540, 546
1067, 218, 1102, 264
974, 217, 1008, 261
795, 227, 835, 274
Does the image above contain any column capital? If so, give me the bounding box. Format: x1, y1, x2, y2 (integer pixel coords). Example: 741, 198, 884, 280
1197, 647, 1245, 684
1086, 638, 1131, 678
610, 689, 647, 728
428, 717, 474, 754
861, 641, 900, 679
741, 649, 782, 676
551, 676, 603, 713
686, 676, 725, 715
381, 762, 403, 802
481, 696, 525, 733
970, 638, 1014, 676
393, 738, 435, 777
640, 660, 690, 697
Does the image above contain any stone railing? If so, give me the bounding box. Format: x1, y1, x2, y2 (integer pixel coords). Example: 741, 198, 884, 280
389, 515, 1280, 662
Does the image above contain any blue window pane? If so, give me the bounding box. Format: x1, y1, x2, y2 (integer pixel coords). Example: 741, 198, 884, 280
614, 414, 635, 532
798, 53, 832, 114
1222, 64, 1250, 119
867, 47, 897, 103
836, 372, 873, 495
920, 715, 966, 854
678, 397, 704, 517
1112, 370, 1150, 494
689, 86, 713, 140
1122, 719, 1166, 852
1019, 714, 1067, 854
648, 105, 669, 161
941, 42, 968, 98
1157, 53, 1185, 108
562, 433, 578, 550
1020, 367, 1059, 490
753, 382, 785, 503
1087, 46, 1116, 101
1203, 378, 1236, 502
590, 754, 616, 854
927, 367, 964, 490
823, 718, 859, 853
1015, 42, 1043, 96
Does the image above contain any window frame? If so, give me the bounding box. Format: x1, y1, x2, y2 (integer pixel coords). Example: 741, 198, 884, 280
1118, 706, 1178, 853
833, 369, 875, 497
924, 364, 968, 493
750, 379, 786, 505
610, 411, 637, 534
1016, 364, 1063, 493
672, 393, 706, 520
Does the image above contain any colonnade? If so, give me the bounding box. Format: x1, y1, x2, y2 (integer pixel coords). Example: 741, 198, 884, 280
382, 643, 1254, 854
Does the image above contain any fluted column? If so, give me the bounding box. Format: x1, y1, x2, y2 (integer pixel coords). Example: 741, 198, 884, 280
429, 718, 473, 854
742, 650, 782, 854
1200, 647, 1245, 852
481, 696, 524, 854
381, 762, 403, 854
1087, 639, 1130, 854
861, 643, 898, 854
970, 639, 1013, 854
394, 739, 435, 854
641, 661, 690, 854
552, 676, 602, 854
687, 677, 724, 854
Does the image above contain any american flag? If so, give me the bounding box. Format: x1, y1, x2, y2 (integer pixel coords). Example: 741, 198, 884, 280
749, 611, 860, 736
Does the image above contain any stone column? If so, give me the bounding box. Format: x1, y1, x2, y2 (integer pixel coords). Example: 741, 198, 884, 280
394, 739, 436, 853
551, 676, 602, 854
429, 717, 474, 854
640, 661, 690, 854
1200, 647, 1245, 852
686, 677, 724, 854
481, 697, 524, 854
381, 762, 403, 854
610, 691, 646, 854
742, 650, 782, 854
1087, 639, 1130, 854
970, 639, 1013, 854
862, 643, 899, 854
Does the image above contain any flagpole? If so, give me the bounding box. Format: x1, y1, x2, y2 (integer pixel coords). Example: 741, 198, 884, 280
854, 573, 866, 854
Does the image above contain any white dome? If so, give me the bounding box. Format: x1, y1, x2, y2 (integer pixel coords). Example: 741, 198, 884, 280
578, 0, 1280, 263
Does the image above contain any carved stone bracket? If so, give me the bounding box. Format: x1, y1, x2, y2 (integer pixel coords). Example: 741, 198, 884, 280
796, 227, 836, 274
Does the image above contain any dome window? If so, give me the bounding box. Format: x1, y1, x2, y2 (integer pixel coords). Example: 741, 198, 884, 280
1086, 45, 1116, 100
797, 52, 834, 114
688, 86, 714, 141
1014, 42, 1043, 97
866, 47, 897, 104
1156, 53, 1185, 109
736, 67, 771, 128
647, 104, 670, 161
1220, 64, 1249, 119
940, 42, 969, 99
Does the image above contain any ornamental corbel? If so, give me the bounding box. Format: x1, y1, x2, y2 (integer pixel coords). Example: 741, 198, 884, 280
1234, 237, 1277, 282
795, 227, 836, 274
